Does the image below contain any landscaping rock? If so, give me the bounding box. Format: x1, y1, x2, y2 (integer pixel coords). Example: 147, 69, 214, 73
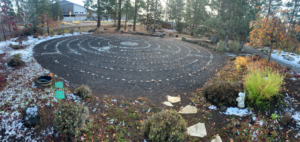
220, 106, 227, 112
24, 106, 40, 127
230, 57, 236, 61
210, 36, 219, 44
167, 95, 181, 103
187, 122, 207, 137
211, 135, 222, 142
178, 105, 197, 114
280, 113, 292, 126
163, 101, 173, 107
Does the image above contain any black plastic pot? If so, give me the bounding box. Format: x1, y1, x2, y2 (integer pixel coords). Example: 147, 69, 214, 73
36, 76, 52, 87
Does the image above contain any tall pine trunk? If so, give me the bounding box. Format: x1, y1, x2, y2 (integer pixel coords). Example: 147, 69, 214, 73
125, 6, 128, 31
97, 0, 101, 28
117, 0, 121, 30
153, 0, 157, 32
146, 0, 149, 30
2, 24, 6, 41
133, 0, 137, 31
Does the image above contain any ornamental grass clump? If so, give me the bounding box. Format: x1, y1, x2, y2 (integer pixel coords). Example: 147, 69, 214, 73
54, 102, 89, 137
74, 84, 92, 99
217, 40, 226, 53
141, 109, 186, 142
8, 54, 24, 67
245, 67, 284, 109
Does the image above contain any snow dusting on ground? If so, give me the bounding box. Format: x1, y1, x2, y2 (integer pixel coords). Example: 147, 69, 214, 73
0, 32, 89, 141
271, 50, 300, 68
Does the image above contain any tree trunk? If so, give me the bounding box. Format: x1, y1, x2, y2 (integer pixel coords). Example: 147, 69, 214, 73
268, 43, 273, 62
153, 0, 158, 32
2, 24, 6, 41
114, 0, 117, 26
125, 6, 128, 31
146, 0, 149, 30
224, 35, 228, 49
289, 0, 297, 32
97, 0, 101, 28
117, 0, 121, 30
133, 0, 137, 31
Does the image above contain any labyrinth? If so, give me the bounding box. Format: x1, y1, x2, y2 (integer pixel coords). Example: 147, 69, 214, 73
34, 34, 223, 102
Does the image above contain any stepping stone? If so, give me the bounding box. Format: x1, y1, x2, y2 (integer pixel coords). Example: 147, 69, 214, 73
55, 82, 63, 89
178, 105, 197, 114
167, 95, 181, 103
55, 90, 65, 99
211, 135, 222, 142
163, 101, 173, 107
24, 106, 40, 127
187, 123, 207, 137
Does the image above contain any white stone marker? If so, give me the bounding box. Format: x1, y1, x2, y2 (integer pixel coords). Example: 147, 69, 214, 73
187, 123, 207, 137
236, 92, 245, 108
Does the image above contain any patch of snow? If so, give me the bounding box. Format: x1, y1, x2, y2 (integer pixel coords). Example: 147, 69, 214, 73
25, 106, 38, 120
208, 105, 218, 110
222, 107, 252, 117
271, 50, 300, 68
0, 32, 90, 141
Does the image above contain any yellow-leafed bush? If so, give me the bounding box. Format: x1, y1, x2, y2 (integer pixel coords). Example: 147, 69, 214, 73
234, 57, 247, 69
72, 21, 80, 24
49, 28, 55, 35
245, 67, 283, 110
61, 22, 69, 25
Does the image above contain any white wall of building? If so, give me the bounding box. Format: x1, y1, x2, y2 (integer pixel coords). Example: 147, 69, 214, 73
63, 16, 87, 21
73, 4, 86, 15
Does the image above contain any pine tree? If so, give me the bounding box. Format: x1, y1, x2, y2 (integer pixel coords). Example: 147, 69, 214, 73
285, 0, 300, 30
262, 0, 282, 15
133, 0, 145, 31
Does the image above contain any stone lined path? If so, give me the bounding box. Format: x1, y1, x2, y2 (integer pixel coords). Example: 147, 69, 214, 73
33, 34, 226, 102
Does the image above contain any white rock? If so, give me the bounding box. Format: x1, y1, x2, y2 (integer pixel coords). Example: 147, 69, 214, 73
163, 101, 173, 107
187, 123, 207, 137
211, 135, 222, 142
167, 95, 181, 103
178, 105, 197, 114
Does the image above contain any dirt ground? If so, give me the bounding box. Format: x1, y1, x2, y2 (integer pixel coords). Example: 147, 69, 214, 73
33, 33, 227, 105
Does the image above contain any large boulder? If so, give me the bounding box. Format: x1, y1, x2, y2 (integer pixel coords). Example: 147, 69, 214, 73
24, 106, 40, 127
280, 113, 291, 126
210, 36, 219, 44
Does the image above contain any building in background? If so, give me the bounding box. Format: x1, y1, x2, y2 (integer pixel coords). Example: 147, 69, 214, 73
60, 0, 96, 21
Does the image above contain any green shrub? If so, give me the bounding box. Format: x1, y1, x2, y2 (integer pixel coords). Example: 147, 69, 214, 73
8, 54, 24, 67
271, 113, 280, 120
216, 40, 226, 53
141, 109, 186, 142
228, 40, 240, 53
49, 28, 55, 35
12, 45, 21, 49
175, 22, 184, 33
74, 85, 92, 99
204, 82, 241, 107
69, 28, 74, 34
57, 29, 62, 35
182, 37, 186, 41
63, 28, 67, 33
245, 67, 284, 110
54, 102, 89, 137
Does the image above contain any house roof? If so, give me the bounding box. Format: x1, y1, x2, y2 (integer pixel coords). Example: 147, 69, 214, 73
60, 0, 95, 12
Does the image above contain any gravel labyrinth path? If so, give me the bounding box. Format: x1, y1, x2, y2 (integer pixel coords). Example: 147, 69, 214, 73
34, 34, 225, 102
